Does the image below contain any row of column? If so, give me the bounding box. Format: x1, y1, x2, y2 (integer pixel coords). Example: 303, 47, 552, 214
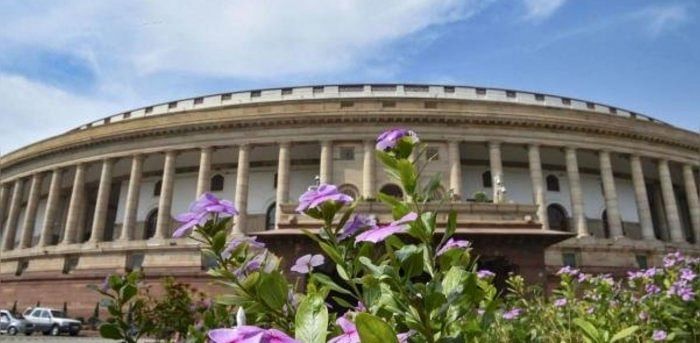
2, 141, 699, 251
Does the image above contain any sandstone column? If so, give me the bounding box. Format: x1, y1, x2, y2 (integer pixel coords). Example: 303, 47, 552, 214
40, 168, 63, 246
120, 154, 144, 241
319, 140, 333, 185
19, 173, 43, 248
599, 151, 624, 238
0, 184, 9, 229
448, 141, 463, 200
658, 159, 683, 243
489, 141, 503, 203
565, 147, 588, 237
630, 155, 655, 240
683, 164, 700, 244
233, 145, 250, 235
275, 142, 291, 229
89, 158, 115, 243
362, 140, 376, 199
195, 147, 213, 198
154, 151, 176, 239
62, 163, 86, 245
1, 180, 23, 251
528, 144, 548, 230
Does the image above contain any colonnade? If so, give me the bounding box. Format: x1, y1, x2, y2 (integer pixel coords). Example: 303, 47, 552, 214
1, 140, 699, 253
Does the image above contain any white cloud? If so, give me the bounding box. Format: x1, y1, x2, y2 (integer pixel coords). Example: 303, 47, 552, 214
0, 73, 125, 154
638, 4, 689, 37
0, 0, 496, 153
522, 0, 566, 21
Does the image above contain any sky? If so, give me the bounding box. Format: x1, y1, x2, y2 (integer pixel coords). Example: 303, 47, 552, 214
0, 0, 698, 154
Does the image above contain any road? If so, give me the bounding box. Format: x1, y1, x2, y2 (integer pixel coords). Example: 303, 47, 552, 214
0, 335, 113, 342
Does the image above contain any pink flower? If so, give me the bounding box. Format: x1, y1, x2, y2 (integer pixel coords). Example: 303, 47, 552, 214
208, 326, 299, 343
339, 214, 377, 240
476, 270, 495, 279
652, 330, 667, 341
376, 128, 419, 151
290, 254, 325, 274
554, 298, 567, 307
502, 308, 522, 320
355, 212, 417, 243
173, 193, 237, 238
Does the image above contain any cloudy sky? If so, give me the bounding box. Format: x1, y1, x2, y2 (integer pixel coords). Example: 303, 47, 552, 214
0, 0, 698, 154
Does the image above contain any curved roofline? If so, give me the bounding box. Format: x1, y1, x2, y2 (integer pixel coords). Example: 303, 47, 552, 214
2, 83, 695, 158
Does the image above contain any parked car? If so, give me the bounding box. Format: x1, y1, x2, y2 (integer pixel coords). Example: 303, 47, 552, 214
0, 310, 35, 336
23, 307, 81, 336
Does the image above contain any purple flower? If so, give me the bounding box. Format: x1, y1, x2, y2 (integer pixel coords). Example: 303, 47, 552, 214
644, 268, 661, 278
328, 317, 359, 343
234, 254, 265, 278
663, 251, 682, 268
639, 312, 648, 320
576, 273, 590, 283
376, 128, 419, 151
290, 254, 325, 274
502, 308, 522, 320
477, 270, 496, 279
556, 266, 580, 276
339, 214, 377, 240
668, 280, 695, 301
296, 184, 353, 213
223, 236, 266, 258
554, 298, 567, 307
355, 212, 417, 243
173, 193, 238, 238
627, 270, 644, 281
645, 284, 661, 295
173, 211, 208, 238
680, 268, 696, 281
652, 330, 667, 341
436, 238, 471, 256
208, 326, 299, 343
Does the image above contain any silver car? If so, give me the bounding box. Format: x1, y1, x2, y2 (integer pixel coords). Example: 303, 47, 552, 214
23, 307, 81, 336
0, 310, 35, 336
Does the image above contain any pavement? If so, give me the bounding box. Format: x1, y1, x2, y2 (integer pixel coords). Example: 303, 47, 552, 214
0, 335, 113, 342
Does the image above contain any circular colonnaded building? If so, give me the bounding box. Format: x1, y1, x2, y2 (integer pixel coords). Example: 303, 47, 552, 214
1, 84, 699, 318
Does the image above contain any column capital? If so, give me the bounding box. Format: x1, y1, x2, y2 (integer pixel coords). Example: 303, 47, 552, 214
238, 144, 251, 151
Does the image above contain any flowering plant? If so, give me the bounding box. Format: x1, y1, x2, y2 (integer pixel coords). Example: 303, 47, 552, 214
95, 128, 700, 342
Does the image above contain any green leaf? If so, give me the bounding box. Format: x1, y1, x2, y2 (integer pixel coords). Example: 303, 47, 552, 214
442, 266, 468, 298
319, 242, 343, 266
336, 264, 351, 281
295, 294, 328, 343
107, 274, 123, 291
99, 323, 123, 340
573, 318, 600, 343
355, 313, 399, 343
120, 284, 137, 303
610, 326, 639, 342
312, 273, 352, 295
396, 159, 417, 194
258, 271, 288, 310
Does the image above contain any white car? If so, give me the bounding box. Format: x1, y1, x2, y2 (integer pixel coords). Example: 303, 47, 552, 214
23, 307, 81, 336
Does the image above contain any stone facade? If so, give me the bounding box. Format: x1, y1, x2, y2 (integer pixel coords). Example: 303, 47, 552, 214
1, 84, 699, 318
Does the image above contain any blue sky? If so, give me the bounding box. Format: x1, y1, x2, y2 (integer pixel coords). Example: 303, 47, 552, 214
0, 0, 698, 154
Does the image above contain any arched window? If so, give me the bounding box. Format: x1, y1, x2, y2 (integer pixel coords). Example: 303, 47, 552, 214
602, 210, 610, 238
482, 171, 492, 188
153, 180, 162, 197
144, 209, 158, 239
380, 184, 403, 199
338, 184, 359, 200
265, 203, 276, 231
546, 175, 560, 192
210, 174, 225, 192
547, 204, 569, 231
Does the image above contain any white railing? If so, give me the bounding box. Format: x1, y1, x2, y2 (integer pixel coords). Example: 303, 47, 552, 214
75, 84, 667, 131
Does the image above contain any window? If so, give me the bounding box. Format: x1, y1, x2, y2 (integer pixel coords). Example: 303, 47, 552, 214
123, 112, 131, 119
338, 184, 359, 199
476, 88, 487, 95
312, 86, 324, 94
586, 102, 595, 109
126, 253, 144, 272
380, 184, 403, 199
609, 107, 617, 114
405, 85, 428, 92
506, 90, 516, 98
30, 309, 41, 317
153, 180, 162, 196
339, 85, 364, 92
546, 175, 560, 192
62, 255, 79, 274
602, 210, 610, 238
547, 204, 569, 231
281, 88, 293, 95
444, 86, 455, 93
145, 106, 153, 114
562, 253, 577, 267
194, 97, 204, 105
41, 311, 51, 318
339, 147, 355, 160
482, 171, 492, 188
382, 101, 396, 108
426, 147, 440, 161
535, 94, 545, 101
265, 203, 276, 231
424, 101, 437, 109
210, 174, 224, 192
221, 93, 232, 101
371, 85, 396, 92
144, 209, 158, 239
561, 98, 571, 105
15, 260, 28, 276
636, 255, 648, 269
250, 90, 261, 97
168, 102, 177, 109
340, 101, 354, 108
